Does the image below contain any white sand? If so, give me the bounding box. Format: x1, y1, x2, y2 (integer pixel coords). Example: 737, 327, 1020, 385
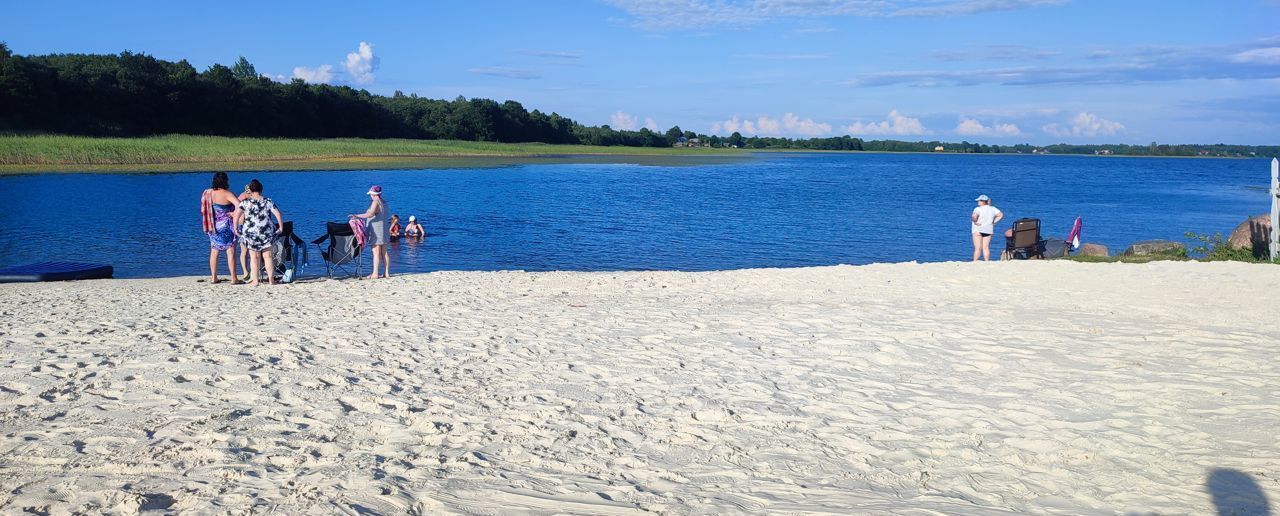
1, 261, 1278, 515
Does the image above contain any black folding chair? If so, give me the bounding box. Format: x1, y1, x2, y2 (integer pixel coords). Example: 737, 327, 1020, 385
1004, 218, 1046, 260
311, 222, 362, 278
271, 221, 306, 282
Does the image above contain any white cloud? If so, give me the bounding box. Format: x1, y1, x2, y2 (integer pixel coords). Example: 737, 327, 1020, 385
843, 110, 929, 135
1230, 47, 1280, 65
850, 38, 1280, 87
782, 113, 832, 135
289, 41, 378, 85
1042, 112, 1124, 138
292, 64, 334, 84
756, 116, 781, 134
710, 113, 831, 136
609, 112, 658, 131
890, 0, 1067, 17
611, 111, 639, 130
712, 116, 759, 134
711, 117, 738, 134
968, 107, 1062, 118
955, 118, 1022, 137
343, 41, 379, 85
604, 0, 1066, 30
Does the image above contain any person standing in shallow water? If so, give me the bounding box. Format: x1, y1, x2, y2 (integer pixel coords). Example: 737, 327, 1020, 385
404, 215, 424, 238
350, 185, 390, 279
388, 214, 401, 240
971, 194, 1004, 261
201, 172, 241, 284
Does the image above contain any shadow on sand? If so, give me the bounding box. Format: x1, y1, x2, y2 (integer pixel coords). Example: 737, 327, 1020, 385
1207, 468, 1271, 516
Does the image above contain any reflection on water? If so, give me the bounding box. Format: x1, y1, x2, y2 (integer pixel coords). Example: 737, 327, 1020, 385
0, 153, 1270, 278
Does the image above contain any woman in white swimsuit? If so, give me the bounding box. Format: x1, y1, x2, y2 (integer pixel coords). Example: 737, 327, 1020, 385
971, 194, 1003, 262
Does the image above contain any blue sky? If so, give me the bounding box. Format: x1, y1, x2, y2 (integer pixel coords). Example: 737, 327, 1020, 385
5, 0, 1280, 144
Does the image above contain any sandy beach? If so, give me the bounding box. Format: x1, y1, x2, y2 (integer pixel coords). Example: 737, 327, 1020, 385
1, 261, 1277, 514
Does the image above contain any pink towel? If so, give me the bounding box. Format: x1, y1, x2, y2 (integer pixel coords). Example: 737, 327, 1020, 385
200, 189, 215, 235
1066, 216, 1083, 249
349, 218, 367, 248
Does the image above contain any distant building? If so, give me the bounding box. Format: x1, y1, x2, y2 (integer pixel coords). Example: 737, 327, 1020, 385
934, 146, 945, 152
1094, 149, 1113, 155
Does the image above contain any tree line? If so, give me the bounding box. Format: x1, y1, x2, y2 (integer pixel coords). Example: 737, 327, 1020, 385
1, 44, 1276, 157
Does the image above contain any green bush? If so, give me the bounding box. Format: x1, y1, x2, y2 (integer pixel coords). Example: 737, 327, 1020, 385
1184, 232, 1269, 262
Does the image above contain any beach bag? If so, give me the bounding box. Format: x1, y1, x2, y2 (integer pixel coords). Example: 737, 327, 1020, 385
1042, 238, 1068, 258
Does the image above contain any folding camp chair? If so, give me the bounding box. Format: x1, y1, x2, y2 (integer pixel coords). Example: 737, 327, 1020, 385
1003, 218, 1046, 260
311, 221, 362, 278
271, 221, 306, 283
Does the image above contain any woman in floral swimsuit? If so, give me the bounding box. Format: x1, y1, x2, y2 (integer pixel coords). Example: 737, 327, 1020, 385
201, 172, 241, 284
235, 179, 284, 286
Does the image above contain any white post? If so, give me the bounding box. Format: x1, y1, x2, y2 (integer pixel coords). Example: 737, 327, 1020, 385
1272, 158, 1279, 261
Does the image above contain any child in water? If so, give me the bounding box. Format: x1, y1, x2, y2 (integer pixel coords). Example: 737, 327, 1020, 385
389, 214, 402, 240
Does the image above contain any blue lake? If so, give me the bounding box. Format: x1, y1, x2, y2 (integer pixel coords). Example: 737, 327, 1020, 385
0, 153, 1271, 278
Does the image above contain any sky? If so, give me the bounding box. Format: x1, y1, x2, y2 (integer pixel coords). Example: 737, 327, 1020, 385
4, 0, 1280, 145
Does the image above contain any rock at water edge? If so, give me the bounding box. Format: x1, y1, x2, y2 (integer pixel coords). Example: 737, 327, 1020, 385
1227, 214, 1271, 253
1123, 240, 1185, 256
1078, 243, 1109, 257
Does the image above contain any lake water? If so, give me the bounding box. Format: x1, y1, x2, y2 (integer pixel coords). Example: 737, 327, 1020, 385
0, 153, 1271, 278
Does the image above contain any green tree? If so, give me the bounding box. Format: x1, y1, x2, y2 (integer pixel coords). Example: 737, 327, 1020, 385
230, 56, 257, 81
727, 131, 744, 148
665, 125, 683, 142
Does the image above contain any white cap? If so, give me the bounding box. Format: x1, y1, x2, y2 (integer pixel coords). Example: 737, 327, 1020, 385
408, 215, 416, 221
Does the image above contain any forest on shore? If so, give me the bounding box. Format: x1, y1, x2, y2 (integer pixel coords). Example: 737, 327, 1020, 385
1, 43, 1276, 158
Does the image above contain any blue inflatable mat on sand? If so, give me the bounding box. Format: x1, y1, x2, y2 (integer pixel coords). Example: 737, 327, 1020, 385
0, 262, 114, 283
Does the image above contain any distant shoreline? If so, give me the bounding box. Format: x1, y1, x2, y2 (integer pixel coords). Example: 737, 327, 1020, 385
0, 134, 1265, 174
0, 135, 750, 174
0, 154, 753, 174
752, 148, 1261, 159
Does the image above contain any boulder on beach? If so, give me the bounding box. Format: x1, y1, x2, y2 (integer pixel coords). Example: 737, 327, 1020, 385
1227, 214, 1271, 252
1123, 240, 1185, 256
1078, 243, 1109, 257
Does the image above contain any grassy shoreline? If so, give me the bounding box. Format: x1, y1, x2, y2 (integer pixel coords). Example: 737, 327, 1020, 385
0, 135, 747, 174
1, 134, 1259, 174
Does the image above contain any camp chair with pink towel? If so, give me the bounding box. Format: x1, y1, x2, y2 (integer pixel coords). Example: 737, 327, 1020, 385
1003, 216, 1082, 260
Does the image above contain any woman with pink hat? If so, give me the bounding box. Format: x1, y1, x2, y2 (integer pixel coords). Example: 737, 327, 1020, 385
350, 185, 391, 279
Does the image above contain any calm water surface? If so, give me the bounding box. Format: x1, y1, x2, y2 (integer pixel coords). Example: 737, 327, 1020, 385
0, 153, 1270, 278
